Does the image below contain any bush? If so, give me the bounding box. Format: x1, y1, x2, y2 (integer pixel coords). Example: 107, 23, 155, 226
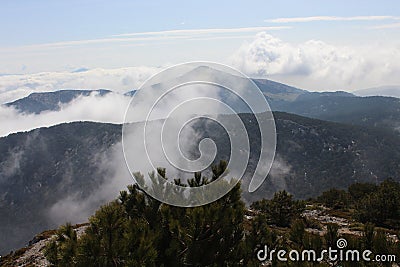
251, 190, 305, 227
317, 188, 349, 209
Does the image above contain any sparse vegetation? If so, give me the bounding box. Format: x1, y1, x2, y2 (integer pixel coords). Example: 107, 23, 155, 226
251, 190, 305, 227
39, 173, 400, 266
315, 179, 400, 229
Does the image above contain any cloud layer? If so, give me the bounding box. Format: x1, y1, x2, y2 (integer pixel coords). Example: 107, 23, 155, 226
0, 66, 162, 137
1, 32, 400, 138
231, 32, 400, 91
0, 92, 131, 137
0, 66, 159, 103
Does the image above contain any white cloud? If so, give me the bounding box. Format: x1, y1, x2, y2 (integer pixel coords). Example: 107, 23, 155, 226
230, 32, 400, 91
113, 26, 291, 37
0, 92, 132, 137
1, 27, 290, 51
265, 15, 399, 23
48, 141, 132, 225
0, 66, 159, 103
268, 155, 290, 192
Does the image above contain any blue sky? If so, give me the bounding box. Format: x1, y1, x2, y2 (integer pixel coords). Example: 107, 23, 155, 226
0, 0, 399, 92
1, 0, 399, 46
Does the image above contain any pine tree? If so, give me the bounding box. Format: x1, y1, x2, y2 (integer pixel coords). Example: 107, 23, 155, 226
44, 223, 77, 266
77, 201, 126, 266
363, 223, 375, 250
252, 190, 305, 227
325, 223, 339, 248
289, 219, 306, 247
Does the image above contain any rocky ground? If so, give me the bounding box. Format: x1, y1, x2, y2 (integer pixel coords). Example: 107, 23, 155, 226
1, 206, 398, 266
302, 205, 399, 243
0, 224, 87, 267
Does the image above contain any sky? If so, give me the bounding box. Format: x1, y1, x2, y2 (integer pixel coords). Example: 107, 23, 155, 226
1, 0, 400, 94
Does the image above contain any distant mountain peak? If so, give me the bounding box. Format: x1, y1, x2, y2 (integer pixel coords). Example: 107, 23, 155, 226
5, 89, 112, 114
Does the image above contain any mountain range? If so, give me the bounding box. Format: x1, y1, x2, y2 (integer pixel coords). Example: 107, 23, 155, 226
1, 112, 400, 254
5, 78, 400, 134
1, 68, 400, 254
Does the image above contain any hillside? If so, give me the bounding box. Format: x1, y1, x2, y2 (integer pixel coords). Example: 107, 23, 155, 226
274, 95, 400, 132
0, 122, 121, 255
1, 113, 400, 254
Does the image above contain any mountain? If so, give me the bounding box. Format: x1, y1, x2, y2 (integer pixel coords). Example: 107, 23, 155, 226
4, 64, 400, 134
275, 95, 400, 132
251, 78, 308, 108
354, 85, 400, 98
228, 77, 400, 133
1, 113, 400, 254
3, 65, 400, 135
246, 79, 400, 132
155, 66, 400, 132
5, 89, 111, 114
0, 122, 121, 255
247, 112, 400, 201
